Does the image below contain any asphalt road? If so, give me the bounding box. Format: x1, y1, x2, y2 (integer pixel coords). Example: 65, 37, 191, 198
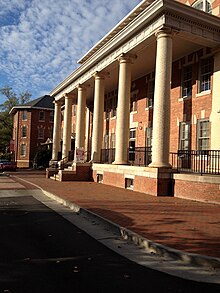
0, 192, 219, 293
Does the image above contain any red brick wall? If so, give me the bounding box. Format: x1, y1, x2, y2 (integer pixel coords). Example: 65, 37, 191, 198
174, 179, 220, 202
134, 176, 157, 195
16, 110, 32, 167
14, 109, 53, 168
103, 172, 125, 188
94, 48, 213, 157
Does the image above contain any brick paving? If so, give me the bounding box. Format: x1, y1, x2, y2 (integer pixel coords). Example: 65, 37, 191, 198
4, 171, 220, 259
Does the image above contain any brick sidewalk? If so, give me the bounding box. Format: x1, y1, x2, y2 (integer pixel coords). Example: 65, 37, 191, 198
11, 171, 220, 259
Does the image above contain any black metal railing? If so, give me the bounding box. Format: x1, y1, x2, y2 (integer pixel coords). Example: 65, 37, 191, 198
171, 150, 220, 175
128, 147, 152, 166
100, 147, 152, 166
100, 148, 220, 175
100, 148, 115, 164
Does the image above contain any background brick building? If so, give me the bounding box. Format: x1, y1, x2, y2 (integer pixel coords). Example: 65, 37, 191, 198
11, 95, 54, 168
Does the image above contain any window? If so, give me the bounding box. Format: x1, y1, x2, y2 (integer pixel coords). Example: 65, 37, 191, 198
179, 122, 191, 150
38, 127, 44, 139
130, 92, 137, 112
182, 66, 192, 98
22, 110, 28, 120
39, 111, 45, 121
105, 98, 111, 119
20, 144, 26, 156
21, 125, 27, 138
48, 127, 53, 138
110, 133, 115, 148
73, 105, 77, 116
125, 178, 134, 190
192, 0, 212, 13
129, 128, 136, 140
197, 119, 210, 150
97, 174, 103, 183
199, 58, 212, 93
111, 95, 117, 118
106, 90, 117, 118
50, 111, 54, 122
104, 134, 109, 149
146, 127, 153, 148
147, 79, 155, 108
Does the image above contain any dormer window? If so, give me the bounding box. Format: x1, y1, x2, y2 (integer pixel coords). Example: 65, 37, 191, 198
192, 0, 212, 13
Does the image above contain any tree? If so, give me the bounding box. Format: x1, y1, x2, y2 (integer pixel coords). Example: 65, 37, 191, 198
0, 86, 31, 156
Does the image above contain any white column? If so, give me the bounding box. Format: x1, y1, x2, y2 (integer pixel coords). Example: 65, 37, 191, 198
52, 100, 62, 160
85, 108, 91, 161
210, 51, 220, 150
149, 29, 173, 168
75, 85, 87, 150
62, 93, 73, 159
113, 54, 134, 165
91, 72, 105, 162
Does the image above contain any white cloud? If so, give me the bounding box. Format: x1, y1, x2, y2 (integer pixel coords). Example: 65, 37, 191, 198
0, 0, 141, 99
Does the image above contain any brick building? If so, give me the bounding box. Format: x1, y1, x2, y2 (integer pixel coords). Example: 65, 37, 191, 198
11, 95, 54, 168
48, 0, 220, 201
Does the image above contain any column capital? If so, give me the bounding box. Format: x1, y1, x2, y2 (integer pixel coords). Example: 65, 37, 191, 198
64, 92, 75, 100
77, 84, 90, 91
118, 53, 137, 64
93, 71, 110, 80
155, 27, 174, 39
54, 99, 62, 106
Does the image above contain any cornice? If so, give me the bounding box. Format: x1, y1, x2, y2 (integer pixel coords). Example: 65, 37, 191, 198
77, 0, 154, 64
50, 0, 220, 99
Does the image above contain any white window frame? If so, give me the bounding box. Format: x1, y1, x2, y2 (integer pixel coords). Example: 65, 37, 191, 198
21, 125, 27, 138
192, 0, 212, 13
22, 110, 28, 121
179, 122, 191, 150
38, 127, 44, 139
145, 127, 153, 148
49, 111, 54, 122
181, 65, 192, 98
130, 91, 138, 113
198, 57, 212, 93
20, 144, 26, 156
39, 111, 45, 122
197, 119, 210, 150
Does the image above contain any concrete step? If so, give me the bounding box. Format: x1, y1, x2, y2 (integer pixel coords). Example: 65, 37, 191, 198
50, 174, 60, 181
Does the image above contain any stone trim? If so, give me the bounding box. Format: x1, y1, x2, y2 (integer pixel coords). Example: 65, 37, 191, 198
92, 163, 172, 179
173, 173, 220, 184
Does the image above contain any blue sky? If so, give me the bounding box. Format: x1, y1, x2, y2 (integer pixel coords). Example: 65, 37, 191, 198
0, 0, 141, 105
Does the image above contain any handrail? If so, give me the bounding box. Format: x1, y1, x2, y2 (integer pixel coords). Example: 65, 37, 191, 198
59, 155, 69, 170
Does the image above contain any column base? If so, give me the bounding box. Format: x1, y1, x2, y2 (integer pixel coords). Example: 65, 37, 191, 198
112, 160, 128, 165
148, 162, 172, 169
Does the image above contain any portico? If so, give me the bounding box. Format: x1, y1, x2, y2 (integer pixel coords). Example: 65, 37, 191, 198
49, 0, 220, 196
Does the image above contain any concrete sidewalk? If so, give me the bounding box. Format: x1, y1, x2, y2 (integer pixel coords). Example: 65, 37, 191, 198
6, 170, 220, 262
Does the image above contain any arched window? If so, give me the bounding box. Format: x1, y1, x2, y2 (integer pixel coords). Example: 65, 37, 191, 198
192, 0, 212, 13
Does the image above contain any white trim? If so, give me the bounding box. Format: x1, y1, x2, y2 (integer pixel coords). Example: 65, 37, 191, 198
196, 90, 211, 97
50, 0, 220, 99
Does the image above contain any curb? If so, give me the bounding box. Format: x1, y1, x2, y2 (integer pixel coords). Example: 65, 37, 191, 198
42, 189, 220, 271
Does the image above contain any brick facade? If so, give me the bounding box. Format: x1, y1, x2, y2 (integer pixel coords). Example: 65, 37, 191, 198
52, 0, 220, 199
11, 95, 54, 168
